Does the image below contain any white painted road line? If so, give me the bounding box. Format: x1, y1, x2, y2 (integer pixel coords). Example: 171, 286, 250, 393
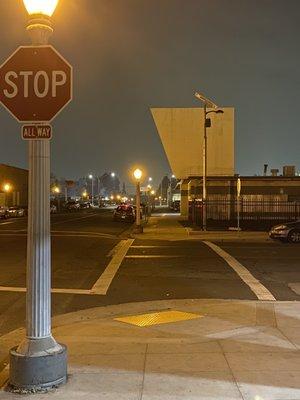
91, 239, 134, 295
0, 365, 9, 389
0, 231, 117, 239
51, 213, 98, 225
0, 286, 91, 295
203, 241, 276, 301
130, 245, 178, 248
125, 255, 185, 258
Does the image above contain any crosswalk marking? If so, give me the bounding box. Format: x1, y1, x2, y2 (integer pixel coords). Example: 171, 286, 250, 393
91, 239, 134, 295
203, 241, 276, 301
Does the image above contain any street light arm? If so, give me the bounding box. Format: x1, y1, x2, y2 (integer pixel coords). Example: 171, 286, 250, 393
195, 92, 218, 108
206, 109, 224, 116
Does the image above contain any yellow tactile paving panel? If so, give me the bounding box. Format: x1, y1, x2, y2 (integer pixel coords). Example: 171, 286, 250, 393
114, 310, 202, 327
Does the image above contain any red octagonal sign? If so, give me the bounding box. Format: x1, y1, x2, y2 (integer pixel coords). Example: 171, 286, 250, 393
0, 45, 72, 123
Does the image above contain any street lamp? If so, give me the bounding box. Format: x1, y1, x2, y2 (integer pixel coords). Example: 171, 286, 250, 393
52, 186, 61, 212
89, 174, 94, 206
3, 183, 12, 193
133, 168, 143, 233
3, 183, 12, 207
23, 0, 59, 17
111, 172, 116, 178
195, 91, 224, 231
9, 0, 67, 392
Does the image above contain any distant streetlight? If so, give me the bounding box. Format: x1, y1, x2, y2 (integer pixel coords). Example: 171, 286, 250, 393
195, 91, 224, 231
52, 186, 61, 212
89, 174, 94, 206
2, 183, 12, 207
3, 183, 12, 193
111, 172, 116, 178
148, 177, 153, 182
133, 168, 143, 233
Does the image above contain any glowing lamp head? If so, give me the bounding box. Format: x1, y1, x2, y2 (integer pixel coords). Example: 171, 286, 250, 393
89, 174, 93, 180
151, 190, 155, 195
111, 172, 116, 178
3, 183, 12, 193
23, 0, 59, 17
133, 168, 143, 181
53, 186, 60, 194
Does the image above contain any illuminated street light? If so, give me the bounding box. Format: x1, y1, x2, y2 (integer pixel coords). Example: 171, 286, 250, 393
3, 183, 12, 192
151, 190, 155, 196
148, 177, 153, 182
133, 168, 143, 182
88, 174, 94, 206
53, 186, 60, 194
195, 91, 224, 231
111, 172, 116, 178
133, 168, 143, 233
23, 0, 59, 17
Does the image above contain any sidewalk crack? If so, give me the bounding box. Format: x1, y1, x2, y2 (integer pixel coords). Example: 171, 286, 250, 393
139, 344, 148, 400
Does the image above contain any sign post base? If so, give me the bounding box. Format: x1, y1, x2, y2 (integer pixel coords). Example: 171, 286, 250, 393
9, 344, 67, 392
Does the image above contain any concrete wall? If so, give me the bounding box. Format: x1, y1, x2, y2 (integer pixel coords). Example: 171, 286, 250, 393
151, 107, 235, 179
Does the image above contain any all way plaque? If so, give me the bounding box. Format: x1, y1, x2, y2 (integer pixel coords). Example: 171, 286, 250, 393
22, 124, 52, 140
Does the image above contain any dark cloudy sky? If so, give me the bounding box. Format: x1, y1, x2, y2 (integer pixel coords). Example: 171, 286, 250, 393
1, 0, 300, 186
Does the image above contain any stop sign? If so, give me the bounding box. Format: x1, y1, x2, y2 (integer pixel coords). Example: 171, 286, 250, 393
0, 45, 72, 122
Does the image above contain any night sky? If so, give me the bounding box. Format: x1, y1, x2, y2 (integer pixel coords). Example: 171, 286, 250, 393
0, 0, 300, 186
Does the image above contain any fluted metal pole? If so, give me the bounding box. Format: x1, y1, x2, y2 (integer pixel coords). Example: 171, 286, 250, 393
202, 103, 207, 231
9, 13, 67, 391
16, 12, 61, 357
27, 140, 51, 338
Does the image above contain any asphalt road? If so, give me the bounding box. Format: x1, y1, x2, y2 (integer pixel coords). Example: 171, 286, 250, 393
0, 209, 300, 338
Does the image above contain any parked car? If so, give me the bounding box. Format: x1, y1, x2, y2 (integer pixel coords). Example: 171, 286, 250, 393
79, 202, 91, 209
269, 221, 300, 243
50, 204, 57, 214
63, 201, 80, 212
113, 204, 135, 223
171, 200, 180, 212
0, 206, 9, 219
8, 206, 25, 218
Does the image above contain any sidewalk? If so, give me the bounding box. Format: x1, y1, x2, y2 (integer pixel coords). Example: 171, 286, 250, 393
1, 299, 300, 399
135, 213, 270, 242
187, 228, 270, 242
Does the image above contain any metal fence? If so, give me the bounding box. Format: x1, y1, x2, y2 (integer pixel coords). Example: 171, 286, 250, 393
189, 199, 300, 230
